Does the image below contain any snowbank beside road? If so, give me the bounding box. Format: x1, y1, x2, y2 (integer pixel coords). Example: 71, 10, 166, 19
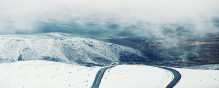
99, 65, 219, 88
186, 64, 219, 70
99, 65, 173, 88
0, 61, 100, 88
174, 68, 219, 88
1, 60, 219, 88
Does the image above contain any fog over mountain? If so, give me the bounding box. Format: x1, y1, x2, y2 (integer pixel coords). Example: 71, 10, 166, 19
0, 0, 219, 66
0, 0, 218, 35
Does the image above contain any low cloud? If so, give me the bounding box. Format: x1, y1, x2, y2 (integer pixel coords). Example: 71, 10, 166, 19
0, 0, 219, 62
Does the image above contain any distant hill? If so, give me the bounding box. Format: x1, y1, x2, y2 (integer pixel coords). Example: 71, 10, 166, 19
0, 33, 146, 66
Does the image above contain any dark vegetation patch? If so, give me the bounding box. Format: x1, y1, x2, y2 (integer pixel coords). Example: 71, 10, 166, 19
41, 56, 62, 62
95, 32, 219, 67
91, 57, 112, 65
75, 59, 103, 67
119, 51, 150, 64
18, 55, 23, 61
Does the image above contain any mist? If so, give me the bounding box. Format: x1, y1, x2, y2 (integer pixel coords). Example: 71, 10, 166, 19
0, 0, 219, 64
0, 0, 219, 34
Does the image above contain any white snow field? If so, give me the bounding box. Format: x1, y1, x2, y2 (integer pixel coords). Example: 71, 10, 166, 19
99, 65, 173, 88
0, 61, 219, 88
174, 68, 219, 88
0, 33, 144, 66
99, 65, 219, 88
0, 60, 101, 88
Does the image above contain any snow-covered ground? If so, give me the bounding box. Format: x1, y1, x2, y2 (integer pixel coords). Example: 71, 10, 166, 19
186, 64, 219, 70
99, 65, 219, 88
174, 68, 219, 88
99, 65, 173, 88
0, 60, 100, 88
1, 60, 219, 88
0, 33, 144, 66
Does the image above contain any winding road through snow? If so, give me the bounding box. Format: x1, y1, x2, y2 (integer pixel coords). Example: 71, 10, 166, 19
91, 66, 115, 88
92, 65, 181, 88
159, 67, 181, 88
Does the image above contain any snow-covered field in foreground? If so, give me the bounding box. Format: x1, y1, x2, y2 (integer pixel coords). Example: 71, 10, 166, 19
100, 65, 219, 88
0, 61, 100, 88
174, 68, 219, 88
100, 65, 173, 88
0, 61, 219, 88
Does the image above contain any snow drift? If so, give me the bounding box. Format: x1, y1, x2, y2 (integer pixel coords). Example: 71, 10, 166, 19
0, 33, 145, 66
0, 61, 101, 88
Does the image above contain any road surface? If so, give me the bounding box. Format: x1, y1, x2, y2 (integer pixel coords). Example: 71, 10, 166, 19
159, 67, 181, 88
92, 65, 181, 88
91, 66, 114, 88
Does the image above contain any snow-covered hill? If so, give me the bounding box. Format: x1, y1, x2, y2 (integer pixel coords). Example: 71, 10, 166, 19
0, 33, 145, 66
186, 64, 219, 70
0, 61, 100, 88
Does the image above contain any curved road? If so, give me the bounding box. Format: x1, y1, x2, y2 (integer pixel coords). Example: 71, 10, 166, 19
159, 67, 181, 88
91, 66, 114, 88
92, 66, 181, 88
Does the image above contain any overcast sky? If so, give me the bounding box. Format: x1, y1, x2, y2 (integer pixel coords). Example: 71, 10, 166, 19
0, 0, 218, 34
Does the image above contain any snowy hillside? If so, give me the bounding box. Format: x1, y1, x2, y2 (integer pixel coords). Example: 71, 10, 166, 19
0, 33, 145, 66
0, 61, 100, 88
186, 64, 219, 70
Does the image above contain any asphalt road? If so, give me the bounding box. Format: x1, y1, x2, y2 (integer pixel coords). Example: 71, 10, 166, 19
91, 66, 114, 88
159, 67, 181, 88
92, 66, 181, 88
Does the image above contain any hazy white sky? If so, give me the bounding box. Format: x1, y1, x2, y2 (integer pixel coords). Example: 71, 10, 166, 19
0, 0, 219, 33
